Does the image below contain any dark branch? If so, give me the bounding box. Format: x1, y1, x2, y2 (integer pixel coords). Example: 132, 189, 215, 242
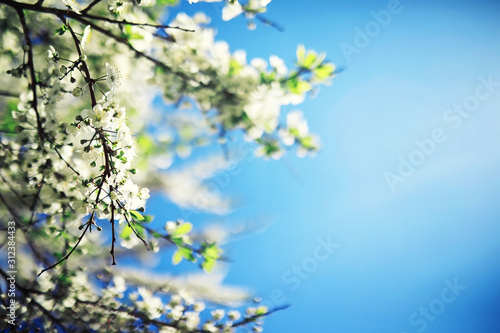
232, 304, 291, 328
110, 195, 117, 265
81, 0, 102, 14
256, 14, 285, 32
0, 268, 68, 332
0, 0, 194, 83
38, 215, 92, 276
15, 6, 45, 144
0, 191, 24, 226
64, 18, 97, 106
0, 90, 19, 97
80, 13, 195, 32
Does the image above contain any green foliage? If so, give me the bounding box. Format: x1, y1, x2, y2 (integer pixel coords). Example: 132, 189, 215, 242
0, 101, 18, 133
286, 76, 313, 95
130, 210, 145, 221
54, 24, 68, 36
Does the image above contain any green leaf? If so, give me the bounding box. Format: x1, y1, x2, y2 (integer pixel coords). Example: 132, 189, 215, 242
172, 250, 183, 265
202, 243, 222, 260
54, 25, 68, 36
121, 226, 133, 239
135, 223, 145, 238
286, 78, 312, 95
300, 136, 316, 149
130, 210, 145, 221
314, 63, 335, 80
289, 128, 300, 137
171, 237, 184, 246
157, 0, 178, 5
58, 272, 72, 285
172, 222, 192, 236
303, 53, 317, 69
178, 246, 196, 262
256, 306, 268, 315
0, 103, 18, 134
229, 58, 243, 76
201, 258, 216, 272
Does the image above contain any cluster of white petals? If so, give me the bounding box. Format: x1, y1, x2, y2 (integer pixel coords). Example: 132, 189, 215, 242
71, 96, 150, 222
152, 12, 331, 158
0, 0, 334, 331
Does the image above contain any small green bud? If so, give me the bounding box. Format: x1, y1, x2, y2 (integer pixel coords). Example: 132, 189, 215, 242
11, 69, 21, 78
72, 87, 83, 97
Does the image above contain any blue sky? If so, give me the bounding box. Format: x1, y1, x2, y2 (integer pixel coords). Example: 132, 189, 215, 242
150, 1, 500, 332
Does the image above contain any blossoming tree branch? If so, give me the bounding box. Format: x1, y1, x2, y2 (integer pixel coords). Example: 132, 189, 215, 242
0, 0, 336, 331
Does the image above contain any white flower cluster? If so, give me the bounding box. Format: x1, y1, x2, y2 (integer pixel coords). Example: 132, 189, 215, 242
0, 52, 82, 222
70, 96, 150, 222
60, 45, 149, 224
277, 110, 321, 158
154, 13, 332, 158
5, 261, 269, 332
187, 0, 272, 23
0, 1, 334, 331
106, 0, 160, 18
1, 44, 149, 238
131, 287, 268, 332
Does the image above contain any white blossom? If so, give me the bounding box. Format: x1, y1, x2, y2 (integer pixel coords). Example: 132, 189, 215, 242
81, 25, 92, 50
222, 2, 244, 21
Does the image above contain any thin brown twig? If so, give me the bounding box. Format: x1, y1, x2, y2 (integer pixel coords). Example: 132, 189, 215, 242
110, 198, 150, 251
110, 191, 117, 265
0, 90, 19, 97
64, 17, 97, 107
0, 191, 23, 226
47, 139, 81, 176
231, 304, 291, 328
38, 214, 92, 276
75, 298, 179, 329
73, 15, 193, 82
256, 14, 284, 32
81, 13, 195, 32
0, 268, 68, 331
15, 7, 45, 144
27, 175, 45, 229
81, 0, 102, 14
0, 171, 30, 207
0, 0, 198, 83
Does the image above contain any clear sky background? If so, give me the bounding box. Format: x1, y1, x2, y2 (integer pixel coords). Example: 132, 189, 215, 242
149, 1, 500, 332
